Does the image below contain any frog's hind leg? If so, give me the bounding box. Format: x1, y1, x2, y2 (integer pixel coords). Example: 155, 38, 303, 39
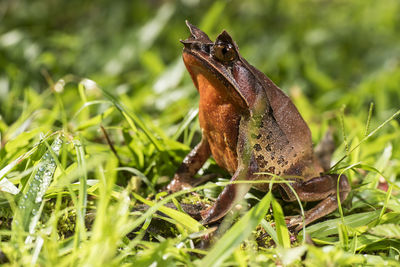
314, 130, 335, 171
280, 174, 350, 231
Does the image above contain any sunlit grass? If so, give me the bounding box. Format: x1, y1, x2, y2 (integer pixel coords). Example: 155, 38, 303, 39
1, 0, 400, 266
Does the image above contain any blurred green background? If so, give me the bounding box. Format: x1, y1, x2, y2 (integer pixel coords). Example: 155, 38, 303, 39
1, 0, 399, 127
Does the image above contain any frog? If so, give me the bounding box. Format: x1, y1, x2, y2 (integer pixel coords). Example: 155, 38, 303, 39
167, 21, 350, 231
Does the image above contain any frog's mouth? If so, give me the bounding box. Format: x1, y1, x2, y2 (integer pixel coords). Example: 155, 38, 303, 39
180, 21, 248, 108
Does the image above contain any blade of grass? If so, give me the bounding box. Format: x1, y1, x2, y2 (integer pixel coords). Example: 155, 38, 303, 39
13, 136, 62, 232
172, 108, 198, 141
132, 192, 203, 233
72, 100, 111, 118
261, 219, 279, 245
363, 143, 392, 188
364, 102, 374, 137
73, 138, 88, 244
0, 133, 51, 180
75, 106, 114, 131
340, 105, 349, 154
272, 197, 291, 248
303, 210, 382, 239
116, 167, 154, 192
200, 191, 272, 267
332, 109, 400, 169
100, 88, 164, 151
377, 184, 393, 226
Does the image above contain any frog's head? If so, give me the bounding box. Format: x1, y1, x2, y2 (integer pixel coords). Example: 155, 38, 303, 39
181, 21, 313, 150
181, 20, 240, 64
181, 21, 254, 110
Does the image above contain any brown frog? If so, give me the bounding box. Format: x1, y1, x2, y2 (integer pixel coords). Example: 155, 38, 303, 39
167, 21, 350, 230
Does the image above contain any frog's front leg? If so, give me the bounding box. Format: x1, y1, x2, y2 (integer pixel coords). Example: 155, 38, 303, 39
280, 174, 350, 231
167, 135, 211, 192
200, 166, 252, 224
200, 115, 256, 224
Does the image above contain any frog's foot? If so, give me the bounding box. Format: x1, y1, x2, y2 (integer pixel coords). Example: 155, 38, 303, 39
199, 206, 213, 223
166, 179, 193, 192
167, 174, 217, 193
268, 216, 304, 233
285, 215, 306, 232
285, 194, 345, 232
200, 204, 227, 225
199, 179, 252, 225
279, 173, 350, 231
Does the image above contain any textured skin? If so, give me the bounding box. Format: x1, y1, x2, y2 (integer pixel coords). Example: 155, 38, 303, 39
167, 21, 351, 230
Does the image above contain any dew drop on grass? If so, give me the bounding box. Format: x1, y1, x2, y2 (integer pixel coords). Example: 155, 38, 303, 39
17, 137, 63, 206
32, 137, 62, 203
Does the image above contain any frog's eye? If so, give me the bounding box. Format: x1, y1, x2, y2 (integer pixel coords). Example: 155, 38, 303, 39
212, 44, 237, 63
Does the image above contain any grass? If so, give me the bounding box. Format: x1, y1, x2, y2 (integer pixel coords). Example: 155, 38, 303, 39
1, 0, 400, 266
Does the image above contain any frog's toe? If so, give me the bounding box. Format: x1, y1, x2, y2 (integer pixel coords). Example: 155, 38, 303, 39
166, 179, 193, 193
199, 206, 213, 224
167, 174, 217, 193
285, 215, 306, 232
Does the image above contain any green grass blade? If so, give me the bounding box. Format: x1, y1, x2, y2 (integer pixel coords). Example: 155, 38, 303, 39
369, 223, 400, 239
0, 133, 49, 180
261, 219, 279, 245
75, 106, 114, 131
332, 109, 400, 169
200, 191, 272, 267
14, 136, 62, 232
0, 176, 19, 194
100, 88, 164, 151
304, 210, 382, 239
116, 167, 154, 192
73, 138, 88, 243
364, 102, 374, 137
272, 197, 291, 248
132, 192, 203, 233
172, 108, 198, 141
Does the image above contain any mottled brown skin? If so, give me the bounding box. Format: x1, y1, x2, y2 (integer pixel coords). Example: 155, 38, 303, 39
167, 21, 350, 230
